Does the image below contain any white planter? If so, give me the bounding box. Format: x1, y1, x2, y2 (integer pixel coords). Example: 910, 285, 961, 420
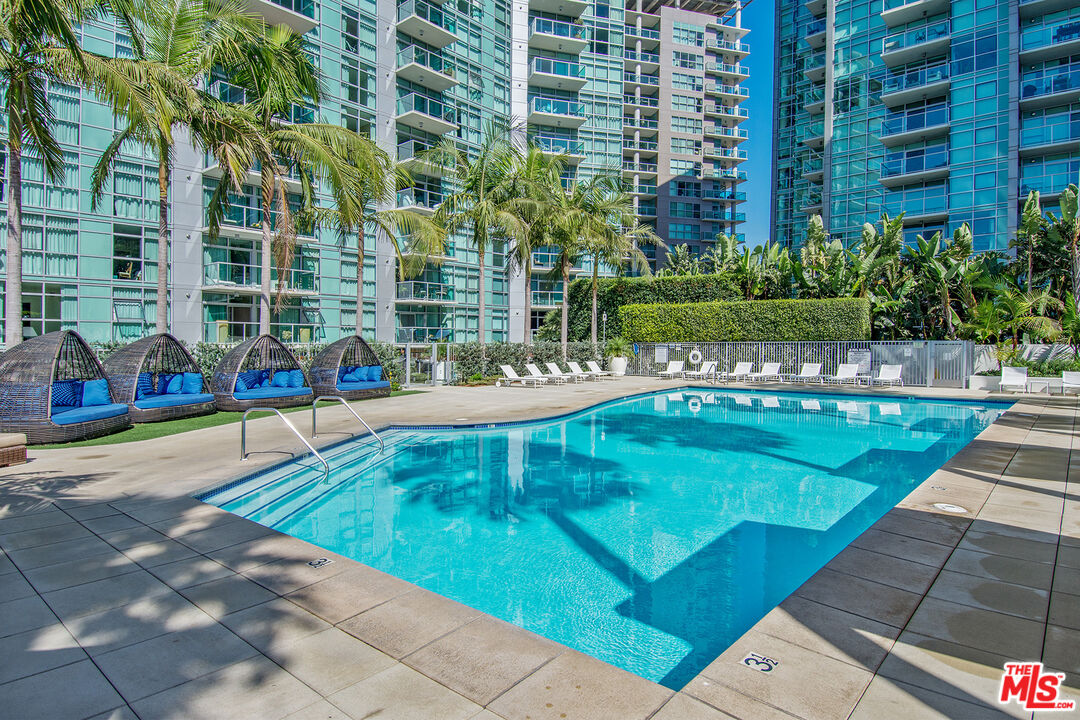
969, 375, 999, 391
609, 356, 628, 376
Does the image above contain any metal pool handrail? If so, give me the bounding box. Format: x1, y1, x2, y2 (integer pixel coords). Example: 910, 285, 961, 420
240, 407, 330, 483
312, 396, 385, 452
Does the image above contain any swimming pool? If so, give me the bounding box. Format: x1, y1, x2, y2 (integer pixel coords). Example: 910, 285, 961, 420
204, 389, 1008, 688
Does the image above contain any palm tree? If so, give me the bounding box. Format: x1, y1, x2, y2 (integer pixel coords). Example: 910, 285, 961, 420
903, 226, 971, 339
1046, 184, 1080, 317
1013, 190, 1044, 292
659, 244, 701, 276
207, 24, 374, 335
2, 0, 154, 347
586, 219, 656, 344
91, 0, 260, 335
428, 122, 523, 346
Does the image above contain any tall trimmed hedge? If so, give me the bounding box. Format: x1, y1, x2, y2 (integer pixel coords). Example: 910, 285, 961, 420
539, 273, 741, 341
621, 297, 871, 342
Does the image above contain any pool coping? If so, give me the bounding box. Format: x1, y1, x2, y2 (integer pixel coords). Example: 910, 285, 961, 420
0, 380, 1074, 720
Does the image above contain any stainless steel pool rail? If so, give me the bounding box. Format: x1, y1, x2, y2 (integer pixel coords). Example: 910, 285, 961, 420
312, 396, 385, 453
240, 407, 330, 483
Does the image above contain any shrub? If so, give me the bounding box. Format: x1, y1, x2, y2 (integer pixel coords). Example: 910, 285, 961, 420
621, 297, 871, 342
537, 273, 742, 341
452, 341, 602, 381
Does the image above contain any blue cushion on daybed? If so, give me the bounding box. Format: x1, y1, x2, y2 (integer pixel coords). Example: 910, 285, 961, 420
82, 378, 112, 406
233, 386, 313, 400
364, 366, 382, 381
52, 403, 128, 425
51, 380, 82, 409
238, 370, 262, 390
337, 380, 390, 392
181, 372, 203, 394
136, 373, 154, 400
271, 371, 291, 388
287, 369, 305, 387
134, 392, 214, 410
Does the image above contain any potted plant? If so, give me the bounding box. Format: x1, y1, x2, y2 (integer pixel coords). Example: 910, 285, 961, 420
605, 337, 633, 376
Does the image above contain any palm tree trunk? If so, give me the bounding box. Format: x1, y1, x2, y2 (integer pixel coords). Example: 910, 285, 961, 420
355, 229, 364, 336
477, 241, 486, 346
259, 166, 273, 337
561, 258, 570, 360
590, 258, 598, 346
523, 263, 532, 344
941, 287, 953, 339
156, 159, 170, 333
4, 132, 23, 348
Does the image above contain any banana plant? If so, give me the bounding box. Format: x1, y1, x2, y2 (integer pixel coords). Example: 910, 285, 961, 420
1046, 185, 1080, 317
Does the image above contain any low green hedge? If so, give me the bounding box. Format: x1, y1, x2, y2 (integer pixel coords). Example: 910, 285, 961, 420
621, 297, 871, 342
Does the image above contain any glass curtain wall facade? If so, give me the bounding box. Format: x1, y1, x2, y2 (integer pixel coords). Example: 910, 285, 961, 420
1, 0, 747, 346
773, 0, 1077, 251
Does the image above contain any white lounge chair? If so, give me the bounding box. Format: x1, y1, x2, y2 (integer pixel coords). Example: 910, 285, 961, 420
1063, 371, 1080, 395
747, 362, 782, 382
783, 363, 824, 384
547, 362, 586, 383
585, 361, 615, 378
567, 361, 600, 380
526, 363, 566, 385
658, 360, 685, 379
717, 362, 754, 383
871, 364, 904, 387
684, 361, 717, 381
999, 366, 1028, 393
497, 365, 546, 388
826, 363, 862, 384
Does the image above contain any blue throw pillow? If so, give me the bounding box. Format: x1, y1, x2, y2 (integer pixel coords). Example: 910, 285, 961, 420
238, 370, 261, 389
157, 373, 173, 394
181, 372, 203, 394
235, 376, 248, 392
366, 366, 382, 381
337, 366, 349, 381
51, 380, 80, 409
271, 371, 291, 388
342, 370, 362, 383
166, 374, 184, 394
82, 378, 111, 407
287, 369, 305, 388
136, 372, 154, 400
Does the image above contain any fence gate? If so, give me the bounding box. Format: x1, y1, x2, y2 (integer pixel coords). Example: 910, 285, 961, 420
927, 340, 971, 388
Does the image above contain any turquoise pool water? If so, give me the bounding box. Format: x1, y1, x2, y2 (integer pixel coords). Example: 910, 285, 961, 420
205, 389, 1008, 688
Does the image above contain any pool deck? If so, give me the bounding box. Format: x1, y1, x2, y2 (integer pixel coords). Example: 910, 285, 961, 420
0, 377, 1076, 719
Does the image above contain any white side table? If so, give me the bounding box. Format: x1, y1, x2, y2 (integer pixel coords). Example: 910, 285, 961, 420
1026, 377, 1063, 395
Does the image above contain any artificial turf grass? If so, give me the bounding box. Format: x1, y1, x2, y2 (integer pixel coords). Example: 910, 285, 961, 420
35, 390, 426, 449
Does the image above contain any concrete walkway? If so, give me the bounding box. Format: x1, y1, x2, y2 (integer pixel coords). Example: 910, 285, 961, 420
0, 379, 1076, 719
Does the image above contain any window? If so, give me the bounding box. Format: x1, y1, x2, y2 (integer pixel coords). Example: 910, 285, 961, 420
672, 94, 702, 113
672, 72, 703, 92
672, 180, 701, 197
670, 159, 702, 175
113, 225, 148, 281
671, 138, 702, 155
669, 222, 701, 241
669, 201, 701, 218
672, 22, 704, 47
673, 51, 703, 70
671, 116, 703, 133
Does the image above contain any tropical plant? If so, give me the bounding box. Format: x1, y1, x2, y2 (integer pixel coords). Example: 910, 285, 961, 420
584, 217, 657, 344
1013, 190, 1045, 292
659, 244, 701, 276
1061, 293, 1080, 357
1046, 184, 1080, 318
605, 336, 632, 358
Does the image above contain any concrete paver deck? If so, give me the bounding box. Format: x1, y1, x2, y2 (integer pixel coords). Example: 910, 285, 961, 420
0, 378, 1075, 719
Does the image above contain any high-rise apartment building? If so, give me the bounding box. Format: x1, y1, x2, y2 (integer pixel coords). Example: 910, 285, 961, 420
1, 0, 747, 347
772, 0, 1080, 251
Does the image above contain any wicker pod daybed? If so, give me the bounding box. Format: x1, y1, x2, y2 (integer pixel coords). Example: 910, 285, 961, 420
103, 333, 216, 423
308, 335, 391, 401
0, 330, 131, 444
210, 334, 313, 412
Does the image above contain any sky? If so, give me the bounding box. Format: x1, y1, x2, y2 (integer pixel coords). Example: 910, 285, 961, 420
735, 0, 776, 248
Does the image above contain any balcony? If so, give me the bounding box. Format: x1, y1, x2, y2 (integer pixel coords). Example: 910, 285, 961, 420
706, 63, 749, 82
806, 19, 827, 49
622, 160, 658, 175
533, 135, 586, 164
623, 93, 659, 108
395, 93, 457, 135
529, 97, 586, 128
637, 203, 657, 217
396, 0, 457, 49
802, 157, 824, 181
804, 53, 826, 82
241, 0, 315, 34
881, 63, 949, 107
701, 210, 746, 222
882, 20, 950, 66
706, 39, 750, 57
879, 146, 949, 186
1020, 65, 1080, 108
397, 139, 445, 178
622, 115, 659, 131
396, 281, 454, 305
397, 187, 443, 216
708, 126, 749, 143
880, 0, 949, 27
529, 0, 586, 18
706, 83, 750, 99
800, 122, 826, 149
623, 71, 660, 88
203, 261, 317, 296
1021, 17, 1080, 62
624, 183, 657, 195
704, 147, 748, 162
803, 88, 826, 113
624, 25, 660, 43
704, 168, 747, 182
805, 0, 826, 16
203, 154, 302, 192
528, 17, 588, 54
703, 189, 746, 201
529, 57, 587, 91
624, 49, 661, 70
396, 46, 457, 92
879, 104, 948, 146
530, 290, 563, 309
1020, 0, 1077, 19
623, 138, 658, 155
1019, 123, 1080, 155
208, 206, 315, 244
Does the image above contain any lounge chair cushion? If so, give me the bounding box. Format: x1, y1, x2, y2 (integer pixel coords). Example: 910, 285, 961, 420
271, 371, 292, 388
82, 379, 112, 407
134, 393, 214, 410
181, 373, 203, 394
337, 380, 390, 392
136, 373, 154, 400
51, 380, 82, 409
287, 369, 305, 388
238, 370, 262, 390
364, 366, 382, 381
52, 403, 128, 425
233, 387, 313, 400
342, 369, 362, 382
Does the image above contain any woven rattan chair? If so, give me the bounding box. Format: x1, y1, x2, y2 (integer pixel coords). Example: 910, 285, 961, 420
0, 330, 131, 444
103, 333, 216, 423
309, 336, 391, 401
210, 334, 313, 412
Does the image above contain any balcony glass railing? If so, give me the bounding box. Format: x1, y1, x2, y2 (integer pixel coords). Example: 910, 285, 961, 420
805, 53, 826, 71
709, 127, 749, 139
623, 139, 658, 152
531, 290, 563, 306
397, 138, 433, 162
203, 261, 316, 291
209, 79, 246, 103
624, 25, 660, 40
883, 19, 950, 54
205, 321, 318, 344
623, 115, 659, 129
623, 182, 657, 194
622, 161, 658, 172
637, 204, 657, 215
531, 57, 586, 79
529, 17, 586, 41
397, 45, 455, 76
623, 71, 660, 85
883, 63, 949, 95
800, 122, 825, 141
703, 189, 747, 200
1022, 17, 1080, 52
531, 97, 586, 117
883, 185, 947, 217
803, 87, 825, 106
881, 144, 948, 178
708, 83, 750, 96
214, 205, 310, 235
881, 102, 948, 136
1021, 64, 1080, 99
396, 93, 456, 122
1021, 158, 1080, 196
397, 0, 456, 34
807, 19, 827, 35
534, 136, 585, 155
1020, 118, 1080, 147
624, 94, 659, 107
702, 211, 746, 221
397, 187, 444, 209
271, 0, 314, 19
707, 40, 750, 53
802, 157, 824, 173
624, 49, 660, 64
706, 62, 750, 76
710, 148, 748, 160
705, 168, 747, 180
396, 281, 454, 302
